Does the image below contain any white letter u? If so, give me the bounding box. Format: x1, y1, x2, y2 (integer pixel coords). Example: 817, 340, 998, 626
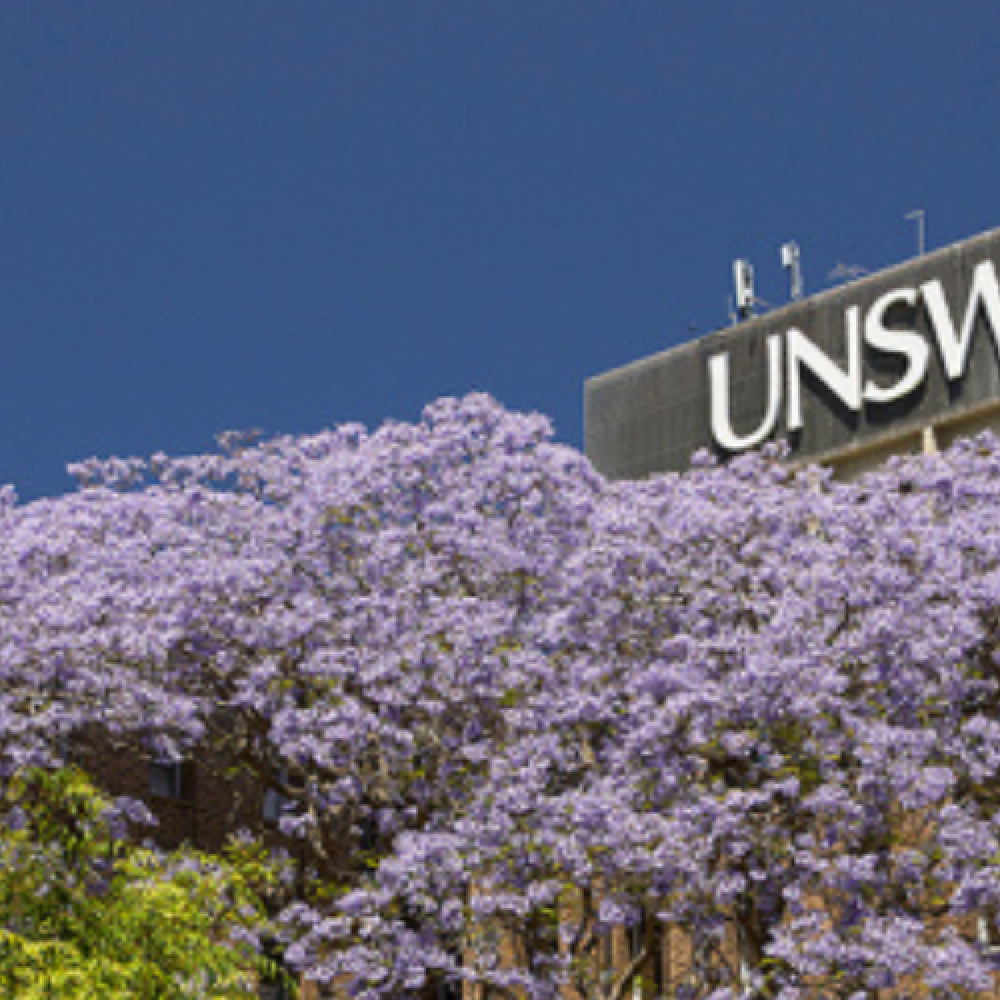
708, 334, 783, 452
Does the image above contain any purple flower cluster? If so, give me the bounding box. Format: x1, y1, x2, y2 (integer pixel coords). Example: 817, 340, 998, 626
4, 394, 1000, 998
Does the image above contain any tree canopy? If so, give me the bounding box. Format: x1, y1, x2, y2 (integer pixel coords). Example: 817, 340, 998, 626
5, 394, 1000, 999
0, 766, 280, 999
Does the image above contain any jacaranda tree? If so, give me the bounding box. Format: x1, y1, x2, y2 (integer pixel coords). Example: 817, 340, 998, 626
4, 393, 1000, 999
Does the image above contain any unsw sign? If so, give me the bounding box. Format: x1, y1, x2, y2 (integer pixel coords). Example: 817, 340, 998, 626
584, 227, 1000, 480
708, 259, 1000, 451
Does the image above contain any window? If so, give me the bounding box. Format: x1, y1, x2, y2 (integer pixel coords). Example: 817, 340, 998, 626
148, 735, 192, 800
629, 911, 645, 1000
259, 960, 292, 1000
262, 786, 286, 822
259, 940, 300, 1000
628, 907, 645, 963
263, 765, 290, 823
627, 907, 663, 1000
53, 731, 73, 767
359, 815, 379, 851
149, 759, 190, 799
258, 976, 289, 1000
434, 946, 465, 1000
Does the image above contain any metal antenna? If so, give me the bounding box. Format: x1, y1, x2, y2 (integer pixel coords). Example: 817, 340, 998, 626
828, 262, 868, 285
732, 259, 755, 321
905, 209, 926, 256
781, 241, 804, 301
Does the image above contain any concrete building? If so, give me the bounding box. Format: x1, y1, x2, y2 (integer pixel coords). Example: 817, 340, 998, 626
578, 225, 1000, 1000
586, 226, 1000, 480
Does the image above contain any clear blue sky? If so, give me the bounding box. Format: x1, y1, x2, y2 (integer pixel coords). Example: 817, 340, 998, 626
2, 1, 998, 498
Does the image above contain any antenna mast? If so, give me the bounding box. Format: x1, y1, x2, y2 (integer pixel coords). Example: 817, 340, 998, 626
732, 259, 756, 321
905, 209, 927, 256
781, 241, 804, 301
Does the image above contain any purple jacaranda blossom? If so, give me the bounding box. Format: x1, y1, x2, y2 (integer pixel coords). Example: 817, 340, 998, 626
6, 397, 1000, 998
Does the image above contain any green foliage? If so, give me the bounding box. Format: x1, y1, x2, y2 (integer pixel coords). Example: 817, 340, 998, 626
0, 767, 292, 1000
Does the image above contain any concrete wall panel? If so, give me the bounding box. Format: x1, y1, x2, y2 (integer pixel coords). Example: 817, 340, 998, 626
585, 227, 1000, 477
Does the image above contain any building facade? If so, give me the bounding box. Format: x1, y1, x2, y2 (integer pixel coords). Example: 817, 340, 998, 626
585, 226, 1000, 480
580, 224, 1000, 1000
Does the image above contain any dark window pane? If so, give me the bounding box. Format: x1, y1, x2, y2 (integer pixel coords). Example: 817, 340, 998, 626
149, 760, 183, 798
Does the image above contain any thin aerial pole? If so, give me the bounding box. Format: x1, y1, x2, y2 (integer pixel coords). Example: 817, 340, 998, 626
905, 209, 927, 257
